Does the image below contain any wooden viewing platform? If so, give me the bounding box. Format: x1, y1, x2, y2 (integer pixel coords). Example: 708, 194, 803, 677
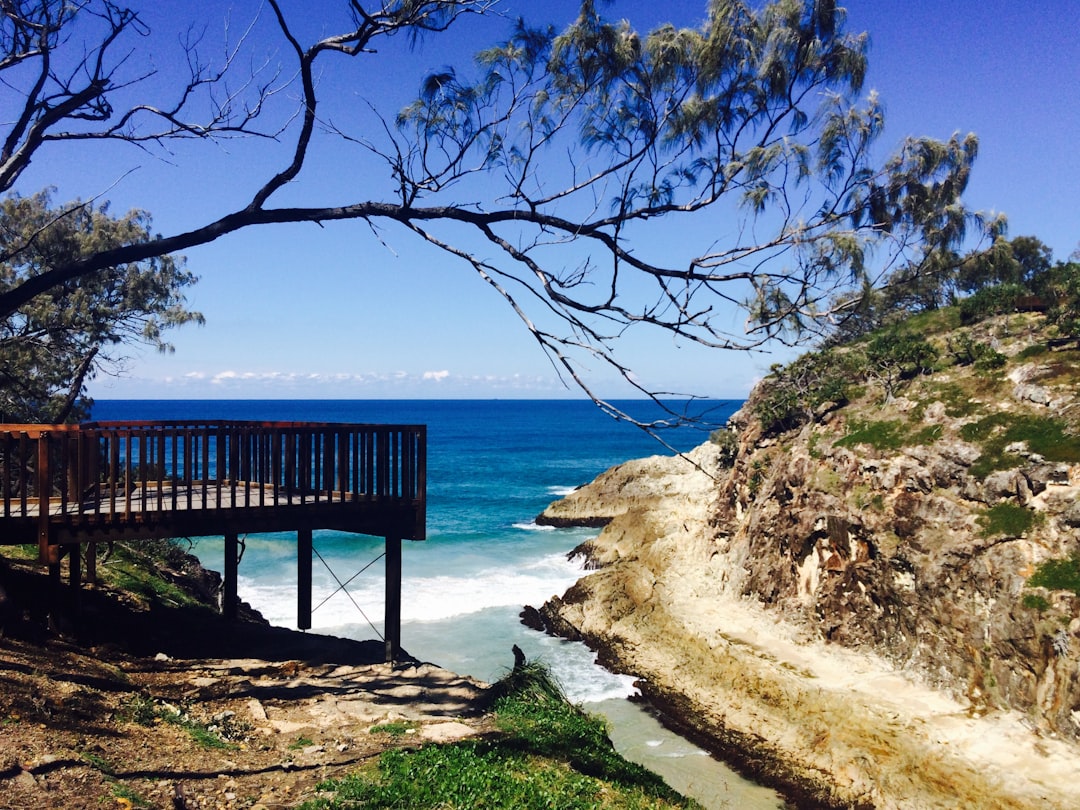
0, 420, 426, 661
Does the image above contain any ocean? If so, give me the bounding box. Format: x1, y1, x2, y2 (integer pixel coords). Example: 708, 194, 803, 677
90, 399, 786, 809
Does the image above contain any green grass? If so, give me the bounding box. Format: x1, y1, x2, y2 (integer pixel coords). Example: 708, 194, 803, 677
109, 783, 152, 808
369, 722, 415, 737
836, 419, 943, 451
978, 503, 1039, 538
929, 382, 983, 418
79, 750, 115, 776
302, 662, 697, 810
118, 694, 240, 750
1028, 555, 1080, 597
1015, 344, 1050, 361
103, 542, 207, 610
961, 413, 1080, 477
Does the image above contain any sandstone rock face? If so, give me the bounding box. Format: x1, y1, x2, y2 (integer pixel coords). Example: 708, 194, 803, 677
535, 319, 1080, 809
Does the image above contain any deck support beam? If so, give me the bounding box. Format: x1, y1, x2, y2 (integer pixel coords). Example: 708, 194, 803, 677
223, 531, 239, 620
385, 536, 402, 663
297, 528, 312, 630
68, 542, 81, 590
86, 541, 97, 586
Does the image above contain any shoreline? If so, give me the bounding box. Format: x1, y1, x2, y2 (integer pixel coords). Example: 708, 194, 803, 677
532, 442, 1080, 809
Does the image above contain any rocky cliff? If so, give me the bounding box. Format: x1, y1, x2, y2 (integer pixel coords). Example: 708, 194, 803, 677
534, 312, 1080, 809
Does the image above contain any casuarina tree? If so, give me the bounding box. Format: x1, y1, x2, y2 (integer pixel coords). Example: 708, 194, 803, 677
0, 0, 992, 419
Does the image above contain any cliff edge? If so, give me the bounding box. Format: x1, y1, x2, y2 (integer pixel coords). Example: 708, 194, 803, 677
534, 311, 1080, 809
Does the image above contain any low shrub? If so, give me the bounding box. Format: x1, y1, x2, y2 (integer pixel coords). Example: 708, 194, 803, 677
1028, 555, 1080, 597
959, 283, 1028, 325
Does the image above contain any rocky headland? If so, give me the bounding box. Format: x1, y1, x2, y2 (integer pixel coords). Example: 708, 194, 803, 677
531, 312, 1080, 809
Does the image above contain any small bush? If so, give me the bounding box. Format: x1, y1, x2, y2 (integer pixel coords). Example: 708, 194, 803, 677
865, 329, 938, 398
959, 283, 1028, 325
753, 348, 861, 436
708, 428, 739, 467
1022, 593, 1050, 612
1028, 555, 1080, 597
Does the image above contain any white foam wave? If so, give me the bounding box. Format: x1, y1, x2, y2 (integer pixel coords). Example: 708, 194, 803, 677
546, 485, 579, 497
512, 521, 556, 532
237, 551, 590, 630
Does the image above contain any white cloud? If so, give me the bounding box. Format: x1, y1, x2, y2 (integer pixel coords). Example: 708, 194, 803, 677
422, 369, 450, 382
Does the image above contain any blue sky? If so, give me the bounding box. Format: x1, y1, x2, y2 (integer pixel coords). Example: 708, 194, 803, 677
10, 1, 1079, 401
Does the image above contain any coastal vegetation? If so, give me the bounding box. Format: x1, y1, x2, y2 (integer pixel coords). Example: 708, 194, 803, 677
534, 243, 1080, 807
306, 662, 696, 810
754, 234, 1080, 438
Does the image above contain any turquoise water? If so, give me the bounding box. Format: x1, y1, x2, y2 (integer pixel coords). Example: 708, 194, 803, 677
92, 399, 786, 809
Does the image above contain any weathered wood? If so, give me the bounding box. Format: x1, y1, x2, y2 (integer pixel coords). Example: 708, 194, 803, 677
0, 420, 426, 546
0, 420, 427, 646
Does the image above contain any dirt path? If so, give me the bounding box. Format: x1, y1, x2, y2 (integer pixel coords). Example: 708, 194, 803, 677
0, 557, 493, 810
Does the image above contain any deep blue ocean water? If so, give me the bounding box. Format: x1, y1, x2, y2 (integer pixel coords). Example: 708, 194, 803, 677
91, 399, 785, 809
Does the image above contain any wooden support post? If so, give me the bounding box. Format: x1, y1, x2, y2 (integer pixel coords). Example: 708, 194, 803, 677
385, 536, 402, 663
223, 531, 238, 620
86, 541, 97, 586
67, 543, 82, 614
297, 528, 312, 631
68, 543, 81, 589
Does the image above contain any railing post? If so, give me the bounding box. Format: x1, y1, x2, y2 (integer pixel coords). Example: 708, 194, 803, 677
37, 431, 51, 564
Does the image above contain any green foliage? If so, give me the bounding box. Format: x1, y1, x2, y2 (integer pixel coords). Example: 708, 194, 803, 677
118, 694, 243, 750
754, 348, 859, 435
957, 235, 1052, 294
118, 694, 159, 727
1042, 261, 1080, 338
928, 382, 981, 417
79, 750, 116, 776
1028, 555, 1080, 597
1022, 593, 1051, 612
369, 722, 415, 737
946, 330, 1005, 370
837, 419, 942, 451
864, 329, 938, 397
1015, 343, 1050, 361
289, 736, 316, 749
962, 413, 1080, 477
978, 504, 1038, 538
958, 283, 1028, 325
708, 428, 738, 466
103, 542, 207, 611
304, 662, 695, 810
109, 784, 151, 809
0, 190, 202, 423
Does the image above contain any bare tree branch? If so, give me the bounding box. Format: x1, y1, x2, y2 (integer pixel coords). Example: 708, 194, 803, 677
0, 0, 995, 422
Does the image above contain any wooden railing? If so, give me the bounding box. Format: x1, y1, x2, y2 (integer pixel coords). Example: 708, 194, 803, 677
0, 420, 426, 559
